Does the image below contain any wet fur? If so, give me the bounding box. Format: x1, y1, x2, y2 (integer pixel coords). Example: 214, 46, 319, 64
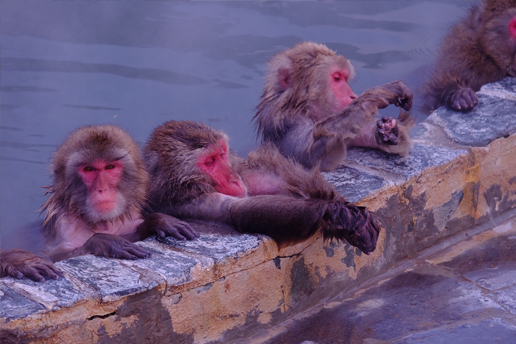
254, 42, 414, 171
41, 125, 148, 243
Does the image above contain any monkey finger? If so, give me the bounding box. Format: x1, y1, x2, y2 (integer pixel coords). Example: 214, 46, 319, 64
458, 98, 471, 111
465, 91, 478, 108
22, 267, 46, 282
112, 248, 139, 260
180, 222, 200, 237
177, 223, 200, 239
171, 230, 188, 241
125, 246, 151, 259
6, 266, 24, 280
36, 264, 62, 280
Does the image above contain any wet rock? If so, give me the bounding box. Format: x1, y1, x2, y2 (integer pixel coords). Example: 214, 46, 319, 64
1, 275, 84, 311
159, 233, 263, 263
119, 239, 204, 287
323, 166, 386, 203
0, 284, 46, 320
344, 143, 467, 180
58, 254, 156, 302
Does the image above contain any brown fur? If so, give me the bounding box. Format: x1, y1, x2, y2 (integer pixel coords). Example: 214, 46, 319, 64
254, 42, 414, 171
144, 120, 381, 254
42, 125, 148, 236
40, 125, 197, 262
423, 0, 516, 111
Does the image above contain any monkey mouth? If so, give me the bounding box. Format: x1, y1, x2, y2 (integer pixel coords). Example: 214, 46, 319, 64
95, 201, 117, 212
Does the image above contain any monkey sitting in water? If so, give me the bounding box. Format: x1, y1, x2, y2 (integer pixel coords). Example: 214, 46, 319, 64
144, 120, 381, 255
424, 0, 516, 111
41, 125, 198, 262
254, 42, 415, 172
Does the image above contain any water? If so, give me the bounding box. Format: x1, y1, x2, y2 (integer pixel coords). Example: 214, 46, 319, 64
0, 0, 476, 253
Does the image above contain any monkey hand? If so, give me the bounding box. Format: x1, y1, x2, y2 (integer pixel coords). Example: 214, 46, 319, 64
0, 249, 62, 282
365, 80, 413, 111
375, 116, 399, 146
447, 87, 478, 111
82, 233, 151, 260
144, 213, 200, 241
322, 201, 381, 255
384, 80, 413, 111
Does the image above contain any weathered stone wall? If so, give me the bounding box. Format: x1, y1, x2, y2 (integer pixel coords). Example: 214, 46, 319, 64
2, 78, 516, 344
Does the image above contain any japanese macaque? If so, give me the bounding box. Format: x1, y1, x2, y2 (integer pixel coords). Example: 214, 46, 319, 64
41, 125, 198, 262
423, 0, 516, 111
254, 42, 414, 172
1, 249, 61, 282
144, 120, 381, 254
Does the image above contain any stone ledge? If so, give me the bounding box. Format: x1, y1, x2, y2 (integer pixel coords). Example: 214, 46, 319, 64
2, 78, 516, 344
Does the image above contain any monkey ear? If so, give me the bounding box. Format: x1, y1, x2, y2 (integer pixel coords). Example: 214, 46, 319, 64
277, 67, 292, 91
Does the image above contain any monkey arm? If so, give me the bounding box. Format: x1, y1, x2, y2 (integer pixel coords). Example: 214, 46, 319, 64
277, 81, 413, 171
168, 193, 325, 243
228, 195, 381, 254
276, 116, 347, 171
172, 193, 380, 253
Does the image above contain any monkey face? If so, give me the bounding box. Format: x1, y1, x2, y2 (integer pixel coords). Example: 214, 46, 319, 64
78, 159, 127, 223
197, 140, 247, 198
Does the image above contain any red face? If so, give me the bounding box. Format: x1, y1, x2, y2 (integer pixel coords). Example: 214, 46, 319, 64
509, 17, 516, 39
329, 68, 357, 112
78, 160, 123, 213
197, 141, 247, 198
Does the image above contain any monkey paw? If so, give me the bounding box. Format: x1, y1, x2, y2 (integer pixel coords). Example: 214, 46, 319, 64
323, 202, 381, 255
1, 250, 62, 282
448, 87, 478, 111
375, 116, 399, 146
146, 213, 200, 241
83, 233, 151, 260
384, 80, 413, 111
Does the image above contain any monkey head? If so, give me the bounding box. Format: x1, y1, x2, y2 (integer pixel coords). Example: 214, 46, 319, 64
266, 42, 357, 120
144, 121, 247, 205
45, 125, 148, 226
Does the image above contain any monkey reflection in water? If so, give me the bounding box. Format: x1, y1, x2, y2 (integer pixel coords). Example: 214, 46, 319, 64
41, 125, 199, 262
144, 121, 381, 255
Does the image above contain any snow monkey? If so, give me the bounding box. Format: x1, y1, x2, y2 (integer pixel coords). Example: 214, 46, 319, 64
254, 42, 415, 171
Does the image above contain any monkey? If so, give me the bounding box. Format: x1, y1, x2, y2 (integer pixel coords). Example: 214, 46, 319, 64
41, 125, 198, 262
144, 120, 381, 255
1, 249, 62, 282
253, 42, 415, 172
423, 0, 516, 111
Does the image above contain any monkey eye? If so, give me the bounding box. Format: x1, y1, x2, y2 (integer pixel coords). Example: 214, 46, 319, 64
205, 157, 216, 166
332, 72, 348, 83
82, 166, 95, 172
105, 164, 116, 170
